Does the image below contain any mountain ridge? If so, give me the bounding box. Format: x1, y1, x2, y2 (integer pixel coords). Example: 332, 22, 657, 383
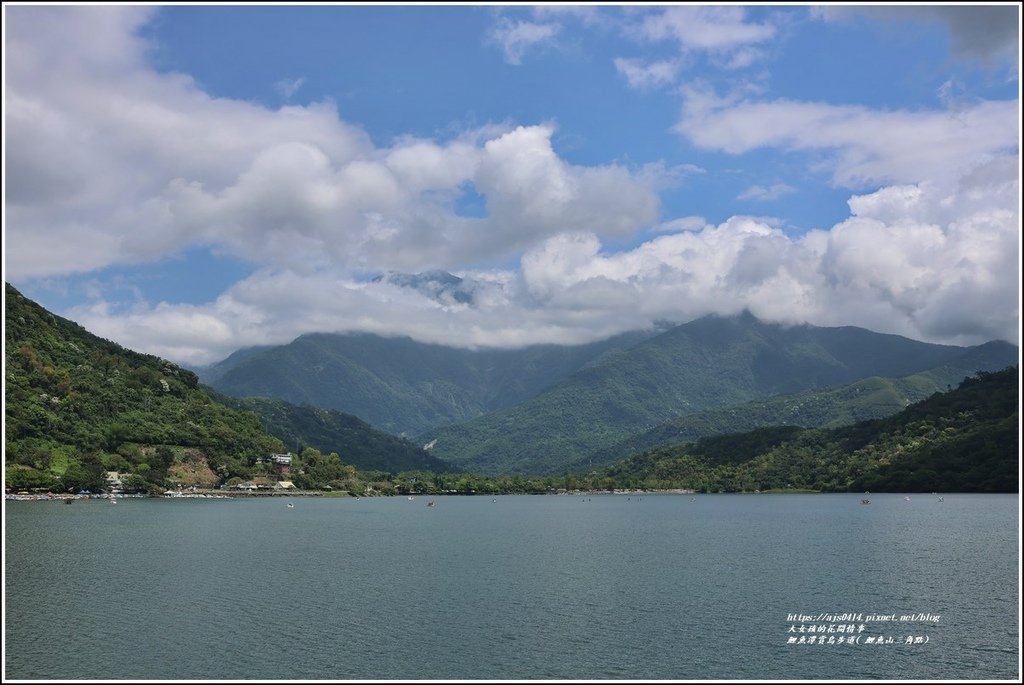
205, 327, 666, 435
209, 392, 454, 473
421, 314, 1017, 474
572, 352, 1014, 472
594, 366, 1019, 493
5, 282, 1019, 494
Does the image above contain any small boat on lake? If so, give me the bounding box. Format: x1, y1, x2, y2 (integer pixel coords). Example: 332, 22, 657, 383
426, 500, 435, 507
286, 502, 294, 508
861, 499, 871, 505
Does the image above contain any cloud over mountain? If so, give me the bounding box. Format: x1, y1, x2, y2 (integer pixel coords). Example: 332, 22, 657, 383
5, 5, 1019, 366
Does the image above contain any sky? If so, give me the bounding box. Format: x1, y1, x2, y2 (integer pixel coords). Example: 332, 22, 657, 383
4, 3, 1021, 367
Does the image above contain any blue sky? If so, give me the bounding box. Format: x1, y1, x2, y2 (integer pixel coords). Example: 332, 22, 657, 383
4, 4, 1021, 366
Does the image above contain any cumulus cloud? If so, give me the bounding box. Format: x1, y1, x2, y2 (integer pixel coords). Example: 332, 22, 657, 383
71, 151, 1019, 367
7, 5, 1020, 368
474, 126, 659, 251
5, 6, 658, 282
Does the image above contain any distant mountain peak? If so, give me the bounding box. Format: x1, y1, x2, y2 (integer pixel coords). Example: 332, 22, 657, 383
372, 269, 476, 305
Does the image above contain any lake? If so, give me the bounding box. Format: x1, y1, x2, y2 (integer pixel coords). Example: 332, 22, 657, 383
4, 493, 1019, 680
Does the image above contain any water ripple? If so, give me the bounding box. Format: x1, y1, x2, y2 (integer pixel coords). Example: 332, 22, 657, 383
5, 494, 1018, 680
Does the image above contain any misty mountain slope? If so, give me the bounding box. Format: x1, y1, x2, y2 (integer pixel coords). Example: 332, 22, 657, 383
206, 328, 662, 436
423, 314, 1018, 475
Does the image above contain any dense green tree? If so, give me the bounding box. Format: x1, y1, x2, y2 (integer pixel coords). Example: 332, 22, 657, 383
4, 283, 286, 491
585, 367, 1018, 494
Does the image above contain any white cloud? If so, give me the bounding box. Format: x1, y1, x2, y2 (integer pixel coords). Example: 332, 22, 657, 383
613, 6, 778, 89
676, 85, 1019, 188
530, 5, 605, 27
486, 5, 611, 65
637, 6, 775, 52
651, 216, 708, 234
7, 5, 1020, 368
70, 152, 1017, 367
613, 5, 776, 88
737, 183, 796, 202
613, 57, 681, 89
5, 6, 658, 282
488, 17, 561, 65
718, 46, 764, 70
474, 125, 660, 251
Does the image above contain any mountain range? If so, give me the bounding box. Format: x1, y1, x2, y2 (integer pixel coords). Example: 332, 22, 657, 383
5, 282, 1019, 491
202, 327, 662, 436
204, 309, 1017, 475
421, 314, 1017, 474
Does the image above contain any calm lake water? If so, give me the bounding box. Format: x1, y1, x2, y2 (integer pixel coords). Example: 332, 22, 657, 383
4, 493, 1019, 680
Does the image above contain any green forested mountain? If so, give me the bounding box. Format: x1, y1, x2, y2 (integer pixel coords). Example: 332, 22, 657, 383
6, 279, 1017, 495
210, 393, 453, 473
423, 314, 1018, 475
205, 328, 662, 436
3, 284, 448, 493
4, 283, 285, 491
577, 347, 1016, 470
594, 366, 1019, 493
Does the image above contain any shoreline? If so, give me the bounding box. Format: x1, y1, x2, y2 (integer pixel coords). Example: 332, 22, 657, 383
8, 488, 990, 502
5, 487, 697, 501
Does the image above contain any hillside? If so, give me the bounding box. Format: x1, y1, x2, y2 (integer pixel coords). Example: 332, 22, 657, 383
576, 346, 1016, 469
210, 393, 453, 473
423, 314, 1018, 475
3, 284, 449, 494
4, 283, 286, 492
595, 366, 1019, 493
206, 327, 661, 436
